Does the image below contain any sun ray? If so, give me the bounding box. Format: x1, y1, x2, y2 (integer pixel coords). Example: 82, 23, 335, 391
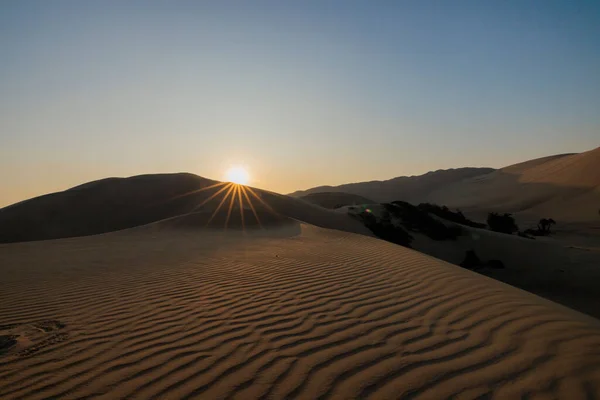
168, 181, 229, 202
245, 186, 279, 215
140, 181, 229, 210
225, 184, 239, 229
237, 184, 245, 231
191, 182, 234, 213
206, 183, 236, 227
240, 186, 262, 228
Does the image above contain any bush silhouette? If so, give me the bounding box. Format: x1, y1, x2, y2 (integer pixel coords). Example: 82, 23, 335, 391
459, 250, 506, 270
417, 203, 486, 228
537, 218, 556, 234
387, 201, 462, 240
487, 212, 518, 234
460, 250, 482, 270
357, 209, 414, 248
520, 218, 557, 237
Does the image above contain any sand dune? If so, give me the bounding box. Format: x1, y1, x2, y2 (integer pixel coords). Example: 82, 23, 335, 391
0, 174, 369, 243
291, 146, 600, 222
299, 192, 376, 209
412, 223, 600, 319
289, 168, 494, 203
427, 147, 600, 221
341, 202, 600, 319
2, 166, 600, 399
1, 219, 600, 399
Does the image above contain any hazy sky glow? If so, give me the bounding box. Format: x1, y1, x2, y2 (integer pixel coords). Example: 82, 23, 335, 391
1, 0, 599, 207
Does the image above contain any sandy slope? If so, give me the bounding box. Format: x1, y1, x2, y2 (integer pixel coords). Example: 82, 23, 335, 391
0, 175, 370, 243
341, 203, 600, 319
289, 168, 494, 203
291, 146, 600, 222
427, 147, 600, 221
411, 225, 600, 319
1, 220, 600, 399
299, 192, 376, 209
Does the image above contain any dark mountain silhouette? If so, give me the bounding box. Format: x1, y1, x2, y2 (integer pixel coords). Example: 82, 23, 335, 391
289, 167, 495, 203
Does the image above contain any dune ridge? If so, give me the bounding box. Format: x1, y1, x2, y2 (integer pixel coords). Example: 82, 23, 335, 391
0, 175, 370, 243
426, 147, 600, 220
290, 146, 600, 222
289, 168, 495, 203
1, 222, 599, 399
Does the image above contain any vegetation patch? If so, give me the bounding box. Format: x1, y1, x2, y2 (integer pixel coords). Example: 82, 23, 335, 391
487, 212, 519, 234
524, 218, 557, 237
460, 250, 505, 271
417, 203, 486, 229
357, 209, 414, 248
387, 201, 463, 241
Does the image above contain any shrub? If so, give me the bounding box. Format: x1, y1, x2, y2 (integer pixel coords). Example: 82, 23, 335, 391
387, 201, 462, 241
521, 218, 557, 237
537, 218, 556, 234
487, 212, 518, 234
417, 203, 486, 228
359, 209, 413, 248
459, 250, 506, 270
460, 250, 482, 270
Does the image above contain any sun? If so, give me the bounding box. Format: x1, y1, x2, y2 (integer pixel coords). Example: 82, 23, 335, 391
225, 166, 250, 185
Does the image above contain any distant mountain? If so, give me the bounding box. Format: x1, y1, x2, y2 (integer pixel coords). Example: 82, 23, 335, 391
426, 147, 600, 221
290, 146, 600, 222
299, 192, 376, 209
289, 167, 495, 204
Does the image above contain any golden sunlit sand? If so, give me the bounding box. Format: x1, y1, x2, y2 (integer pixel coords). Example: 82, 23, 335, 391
3, 1, 599, 398
1, 166, 600, 399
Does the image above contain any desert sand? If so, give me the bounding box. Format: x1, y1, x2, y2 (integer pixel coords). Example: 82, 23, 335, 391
2, 203, 600, 399
2, 148, 600, 399
427, 147, 600, 222
299, 192, 376, 209
338, 203, 600, 320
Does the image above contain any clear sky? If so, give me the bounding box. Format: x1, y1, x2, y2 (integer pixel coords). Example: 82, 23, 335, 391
1, 0, 599, 207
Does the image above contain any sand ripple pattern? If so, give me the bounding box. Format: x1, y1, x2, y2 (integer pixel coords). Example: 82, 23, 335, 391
1, 225, 599, 399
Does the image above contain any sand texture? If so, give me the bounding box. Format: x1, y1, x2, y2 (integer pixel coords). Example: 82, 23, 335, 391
1, 220, 600, 399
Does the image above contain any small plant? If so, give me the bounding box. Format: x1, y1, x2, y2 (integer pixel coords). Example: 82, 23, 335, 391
537, 218, 556, 234
460, 250, 482, 270
417, 203, 486, 228
387, 201, 462, 240
459, 249, 506, 270
358, 209, 414, 248
521, 218, 557, 237
487, 212, 518, 234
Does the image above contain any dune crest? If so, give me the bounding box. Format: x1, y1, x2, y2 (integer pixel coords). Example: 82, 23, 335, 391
0, 175, 369, 243
293, 146, 600, 222
427, 147, 600, 220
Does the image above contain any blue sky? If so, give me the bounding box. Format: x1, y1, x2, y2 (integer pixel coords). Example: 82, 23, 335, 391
1, 0, 599, 206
